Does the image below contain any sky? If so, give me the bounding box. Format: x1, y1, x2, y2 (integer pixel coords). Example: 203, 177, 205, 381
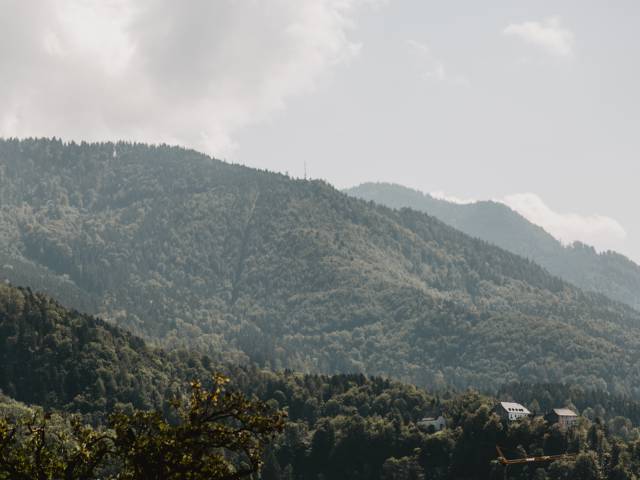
1, 0, 639, 262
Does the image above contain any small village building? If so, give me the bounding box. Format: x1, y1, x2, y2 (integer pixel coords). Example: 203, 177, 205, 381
493, 402, 531, 421
418, 415, 446, 432
545, 408, 579, 429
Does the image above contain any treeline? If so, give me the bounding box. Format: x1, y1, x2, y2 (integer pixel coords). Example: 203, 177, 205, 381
229, 368, 640, 479
499, 382, 640, 435
4, 367, 640, 479
3, 280, 640, 478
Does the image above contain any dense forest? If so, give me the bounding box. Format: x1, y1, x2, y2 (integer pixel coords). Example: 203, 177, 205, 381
2, 282, 640, 479
2, 139, 640, 395
345, 182, 640, 311
0, 283, 216, 420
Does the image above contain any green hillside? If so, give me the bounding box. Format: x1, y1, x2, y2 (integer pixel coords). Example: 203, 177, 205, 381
2, 139, 640, 395
0, 282, 212, 418
345, 182, 640, 311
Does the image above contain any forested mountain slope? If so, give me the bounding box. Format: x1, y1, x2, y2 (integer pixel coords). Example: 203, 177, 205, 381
346, 182, 640, 310
2, 139, 640, 394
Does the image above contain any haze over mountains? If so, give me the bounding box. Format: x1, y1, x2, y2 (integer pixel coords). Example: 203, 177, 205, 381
2, 138, 640, 396
346, 183, 640, 311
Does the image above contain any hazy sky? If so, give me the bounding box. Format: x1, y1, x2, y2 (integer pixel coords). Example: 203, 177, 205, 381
1, 1, 639, 262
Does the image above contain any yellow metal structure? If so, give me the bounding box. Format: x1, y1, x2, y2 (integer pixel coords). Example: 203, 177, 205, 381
496, 445, 576, 465
495, 445, 576, 479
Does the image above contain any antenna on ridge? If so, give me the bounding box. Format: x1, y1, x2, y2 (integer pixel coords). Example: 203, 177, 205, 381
304, 161, 307, 180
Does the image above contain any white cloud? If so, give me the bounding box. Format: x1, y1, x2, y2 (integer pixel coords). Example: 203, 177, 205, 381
499, 193, 627, 252
0, 0, 375, 156
407, 40, 445, 81
503, 16, 574, 57
430, 190, 476, 205
406, 39, 469, 85
428, 190, 627, 254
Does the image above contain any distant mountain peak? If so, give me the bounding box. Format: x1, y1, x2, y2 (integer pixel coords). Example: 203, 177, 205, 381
346, 182, 640, 310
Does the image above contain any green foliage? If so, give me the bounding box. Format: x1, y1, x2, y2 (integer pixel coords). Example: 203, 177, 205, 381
0, 375, 284, 479
233, 369, 640, 479
2, 139, 640, 394
346, 182, 640, 311
111, 373, 285, 479
0, 412, 113, 480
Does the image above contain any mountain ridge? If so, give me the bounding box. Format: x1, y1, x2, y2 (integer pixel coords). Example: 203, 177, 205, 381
345, 182, 640, 310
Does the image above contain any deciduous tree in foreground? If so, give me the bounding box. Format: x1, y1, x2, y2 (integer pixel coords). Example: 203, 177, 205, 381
0, 374, 285, 479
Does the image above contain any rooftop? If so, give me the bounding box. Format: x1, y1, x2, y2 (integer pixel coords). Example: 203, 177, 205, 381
552, 408, 578, 417
499, 402, 531, 414
420, 415, 444, 422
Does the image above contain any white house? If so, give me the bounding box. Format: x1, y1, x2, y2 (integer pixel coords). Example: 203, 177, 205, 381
494, 402, 531, 421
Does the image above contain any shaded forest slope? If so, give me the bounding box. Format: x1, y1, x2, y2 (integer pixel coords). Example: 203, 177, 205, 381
0, 282, 212, 418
